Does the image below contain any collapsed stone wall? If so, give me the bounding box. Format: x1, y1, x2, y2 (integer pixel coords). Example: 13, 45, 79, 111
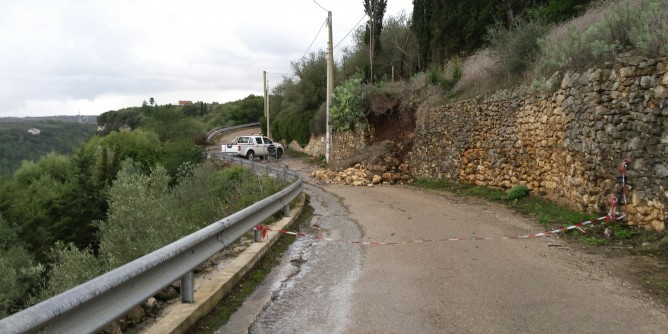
408, 55, 667, 231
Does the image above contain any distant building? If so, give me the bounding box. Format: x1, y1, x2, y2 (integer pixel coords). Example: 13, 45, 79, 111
27, 128, 40, 135
97, 125, 105, 132
179, 100, 193, 106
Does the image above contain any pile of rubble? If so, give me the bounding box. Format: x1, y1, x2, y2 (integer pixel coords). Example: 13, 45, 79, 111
311, 156, 413, 186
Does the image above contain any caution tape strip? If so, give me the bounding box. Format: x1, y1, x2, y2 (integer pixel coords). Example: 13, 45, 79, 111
254, 214, 625, 246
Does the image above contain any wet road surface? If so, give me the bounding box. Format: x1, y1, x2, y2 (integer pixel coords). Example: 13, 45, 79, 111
220, 182, 364, 334
218, 158, 668, 333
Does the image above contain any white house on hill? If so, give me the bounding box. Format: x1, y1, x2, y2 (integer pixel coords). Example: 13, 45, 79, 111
27, 128, 40, 135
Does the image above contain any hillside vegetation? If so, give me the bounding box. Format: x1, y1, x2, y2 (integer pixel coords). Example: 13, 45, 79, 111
0, 121, 97, 179
0, 96, 279, 317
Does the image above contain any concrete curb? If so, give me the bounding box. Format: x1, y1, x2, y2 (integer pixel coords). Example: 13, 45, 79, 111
144, 193, 306, 334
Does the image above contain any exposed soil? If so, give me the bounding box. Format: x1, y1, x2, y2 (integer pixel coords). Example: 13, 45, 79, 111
366, 108, 416, 161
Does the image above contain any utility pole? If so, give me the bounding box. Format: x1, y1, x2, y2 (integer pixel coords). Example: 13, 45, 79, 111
263, 70, 270, 138
325, 11, 334, 164
369, 2, 374, 84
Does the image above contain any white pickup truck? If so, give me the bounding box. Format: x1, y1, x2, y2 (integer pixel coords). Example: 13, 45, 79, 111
221, 135, 284, 160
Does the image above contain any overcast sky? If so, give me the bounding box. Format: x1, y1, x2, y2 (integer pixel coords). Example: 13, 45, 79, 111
0, 0, 413, 118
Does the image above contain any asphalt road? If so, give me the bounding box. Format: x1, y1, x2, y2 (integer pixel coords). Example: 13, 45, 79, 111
220, 157, 668, 334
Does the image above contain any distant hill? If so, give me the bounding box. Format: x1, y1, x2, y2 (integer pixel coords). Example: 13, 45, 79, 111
0, 115, 97, 124
0, 120, 97, 178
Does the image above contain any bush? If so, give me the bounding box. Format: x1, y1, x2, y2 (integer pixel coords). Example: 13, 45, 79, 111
0, 240, 44, 316
487, 18, 550, 76
452, 49, 499, 97
503, 185, 531, 201
34, 243, 104, 303
426, 58, 463, 91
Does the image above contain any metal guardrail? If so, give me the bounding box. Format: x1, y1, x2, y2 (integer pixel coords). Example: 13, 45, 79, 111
0, 155, 302, 334
206, 122, 260, 142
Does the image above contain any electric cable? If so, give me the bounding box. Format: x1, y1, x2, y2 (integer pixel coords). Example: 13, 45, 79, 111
334, 13, 367, 50
312, 0, 328, 12
299, 17, 328, 62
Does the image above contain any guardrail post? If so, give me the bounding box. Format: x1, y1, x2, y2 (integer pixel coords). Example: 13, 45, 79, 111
254, 226, 262, 242
181, 271, 194, 303
284, 203, 291, 217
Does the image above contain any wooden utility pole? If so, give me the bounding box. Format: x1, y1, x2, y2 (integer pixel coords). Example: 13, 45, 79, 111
263, 70, 270, 138
369, 2, 374, 84
326, 11, 334, 163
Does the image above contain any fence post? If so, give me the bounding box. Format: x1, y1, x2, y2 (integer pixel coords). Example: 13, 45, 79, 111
180, 271, 194, 303
284, 203, 291, 217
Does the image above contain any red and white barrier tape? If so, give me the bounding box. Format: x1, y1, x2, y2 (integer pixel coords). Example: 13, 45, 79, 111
254, 214, 625, 246
255, 160, 632, 246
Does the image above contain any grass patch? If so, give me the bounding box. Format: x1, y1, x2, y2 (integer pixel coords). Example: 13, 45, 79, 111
414, 179, 592, 224
413, 178, 595, 229
612, 224, 639, 239
577, 235, 611, 246
188, 199, 313, 333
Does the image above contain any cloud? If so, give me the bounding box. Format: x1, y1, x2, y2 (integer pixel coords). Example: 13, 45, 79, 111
0, 0, 413, 117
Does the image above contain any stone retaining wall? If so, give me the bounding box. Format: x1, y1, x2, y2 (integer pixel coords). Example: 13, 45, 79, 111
407, 55, 667, 231
290, 129, 366, 164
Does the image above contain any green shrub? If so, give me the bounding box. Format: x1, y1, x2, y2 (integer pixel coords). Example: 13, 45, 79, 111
487, 18, 550, 76
34, 243, 105, 303
611, 224, 638, 239
0, 241, 44, 316
503, 185, 531, 201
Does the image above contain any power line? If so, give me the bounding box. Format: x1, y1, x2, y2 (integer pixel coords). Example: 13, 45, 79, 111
299, 17, 328, 62
334, 13, 367, 50
312, 0, 328, 12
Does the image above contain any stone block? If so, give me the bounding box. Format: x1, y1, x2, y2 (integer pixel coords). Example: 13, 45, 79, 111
620, 67, 635, 78
640, 76, 657, 88
651, 220, 665, 232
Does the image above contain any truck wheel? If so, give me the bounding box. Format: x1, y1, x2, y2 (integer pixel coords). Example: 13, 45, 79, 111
276, 148, 283, 159
246, 150, 255, 160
